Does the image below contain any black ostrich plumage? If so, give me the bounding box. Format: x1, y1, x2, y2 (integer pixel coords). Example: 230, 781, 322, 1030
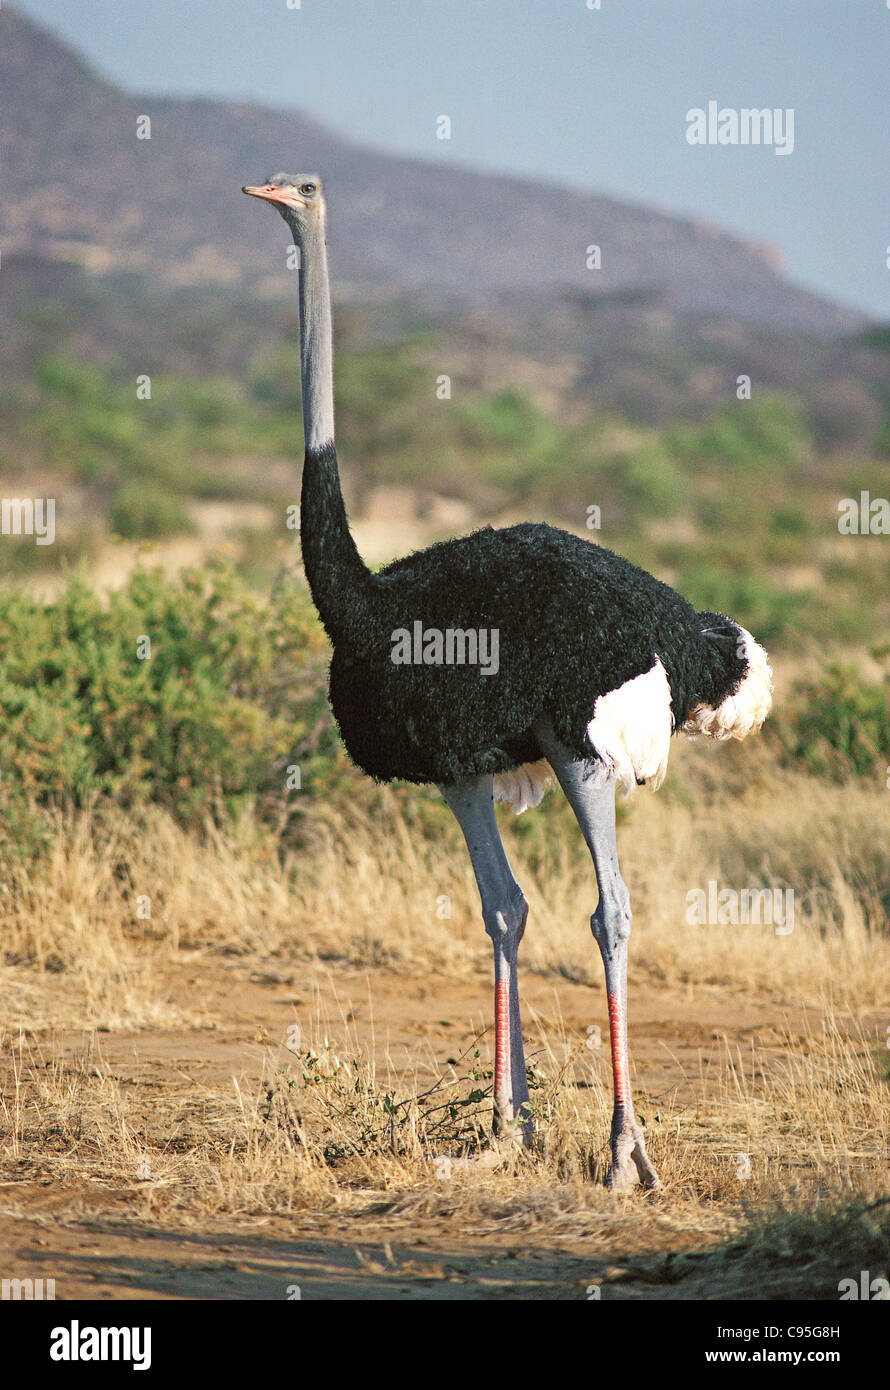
300, 445, 748, 787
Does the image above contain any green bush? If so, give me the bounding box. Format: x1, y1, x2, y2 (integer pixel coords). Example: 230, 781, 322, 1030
109, 483, 195, 540
36, 355, 107, 404
773, 661, 889, 780
768, 507, 812, 538
456, 390, 558, 454
0, 564, 347, 856
668, 394, 811, 475
614, 440, 686, 515
677, 563, 804, 645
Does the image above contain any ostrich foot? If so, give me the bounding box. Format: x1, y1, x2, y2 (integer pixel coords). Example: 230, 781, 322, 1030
606, 1119, 661, 1192
493, 1101, 534, 1150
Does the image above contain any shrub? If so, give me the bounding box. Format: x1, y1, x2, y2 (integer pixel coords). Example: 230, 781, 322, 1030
772, 661, 889, 780
676, 563, 804, 645
668, 394, 811, 475
614, 440, 686, 516
109, 483, 196, 539
0, 563, 347, 857
768, 507, 812, 538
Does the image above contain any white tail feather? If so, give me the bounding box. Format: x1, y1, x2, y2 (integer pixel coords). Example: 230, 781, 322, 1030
586, 656, 673, 794
681, 626, 773, 741
493, 630, 771, 817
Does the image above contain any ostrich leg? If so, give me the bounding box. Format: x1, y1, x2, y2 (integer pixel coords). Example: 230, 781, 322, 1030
535, 721, 660, 1190
440, 778, 532, 1143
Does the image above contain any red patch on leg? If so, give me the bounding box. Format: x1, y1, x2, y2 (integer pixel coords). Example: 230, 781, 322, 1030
494, 978, 510, 1099
607, 992, 631, 1109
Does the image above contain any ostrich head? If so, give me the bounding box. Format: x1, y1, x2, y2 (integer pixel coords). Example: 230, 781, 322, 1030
242, 174, 325, 239
681, 613, 773, 742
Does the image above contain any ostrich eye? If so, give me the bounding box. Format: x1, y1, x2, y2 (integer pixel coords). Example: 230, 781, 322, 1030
299, 183, 316, 196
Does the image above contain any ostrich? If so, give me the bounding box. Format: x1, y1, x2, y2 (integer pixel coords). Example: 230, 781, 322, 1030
243, 175, 773, 1190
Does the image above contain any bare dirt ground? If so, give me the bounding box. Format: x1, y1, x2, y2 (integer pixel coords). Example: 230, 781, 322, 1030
2, 950, 886, 1301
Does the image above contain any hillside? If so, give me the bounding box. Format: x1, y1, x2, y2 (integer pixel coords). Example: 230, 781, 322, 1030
0, 6, 885, 657
0, 5, 868, 334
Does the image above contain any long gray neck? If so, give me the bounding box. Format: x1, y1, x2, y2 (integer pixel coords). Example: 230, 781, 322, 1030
297, 217, 335, 451
293, 210, 373, 643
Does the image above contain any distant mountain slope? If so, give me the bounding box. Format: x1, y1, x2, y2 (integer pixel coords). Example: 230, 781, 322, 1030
0, 6, 866, 334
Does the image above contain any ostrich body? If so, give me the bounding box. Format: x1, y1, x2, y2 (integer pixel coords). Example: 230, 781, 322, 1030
243, 175, 773, 1189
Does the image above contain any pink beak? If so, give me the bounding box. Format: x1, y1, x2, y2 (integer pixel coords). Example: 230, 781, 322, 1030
242, 184, 306, 210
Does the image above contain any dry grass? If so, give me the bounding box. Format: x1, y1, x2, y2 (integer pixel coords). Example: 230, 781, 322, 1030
1, 1000, 886, 1296
0, 737, 887, 1297
2, 739, 886, 1028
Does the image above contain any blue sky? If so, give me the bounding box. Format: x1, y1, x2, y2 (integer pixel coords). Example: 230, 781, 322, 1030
15, 0, 889, 316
